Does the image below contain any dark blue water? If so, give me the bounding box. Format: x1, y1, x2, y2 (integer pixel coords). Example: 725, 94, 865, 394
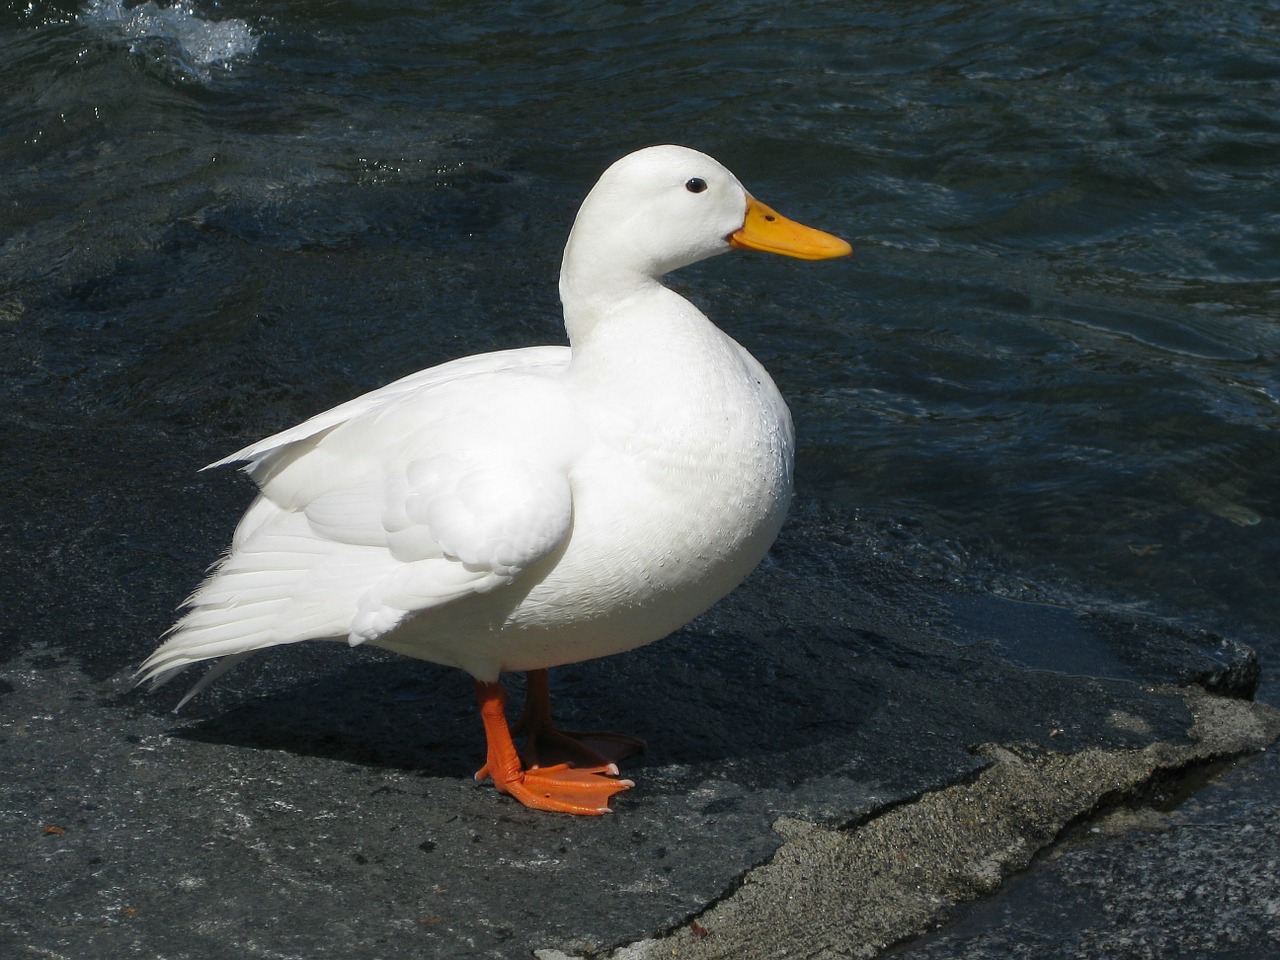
5, 1, 1275, 652
2, 0, 1278, 954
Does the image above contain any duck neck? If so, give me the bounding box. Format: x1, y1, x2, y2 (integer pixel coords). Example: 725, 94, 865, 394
558, 241, 669, 349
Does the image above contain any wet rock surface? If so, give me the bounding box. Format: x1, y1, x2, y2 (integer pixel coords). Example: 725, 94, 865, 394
588, 691, 1279, 960
887, 736, 1280, 960
3, 485, 1276, 960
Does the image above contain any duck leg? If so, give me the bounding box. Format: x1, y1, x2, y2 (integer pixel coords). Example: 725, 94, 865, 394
473, 679, 634, 815
474, 669, 645, 774
515, 669, 646, 769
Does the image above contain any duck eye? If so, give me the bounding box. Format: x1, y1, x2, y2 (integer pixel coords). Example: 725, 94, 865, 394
685, 177, 708, 194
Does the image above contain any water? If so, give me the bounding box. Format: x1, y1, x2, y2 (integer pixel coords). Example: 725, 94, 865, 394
78, 0, 257, 80
2, 0, 1277, 954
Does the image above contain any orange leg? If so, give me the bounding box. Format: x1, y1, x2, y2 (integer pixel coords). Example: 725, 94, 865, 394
515, 669, 646, 770
473, 679, 634, 815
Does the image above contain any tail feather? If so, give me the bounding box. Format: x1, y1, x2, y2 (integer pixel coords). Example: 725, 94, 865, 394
140, 507, 378, 703
172, 651, 257, 710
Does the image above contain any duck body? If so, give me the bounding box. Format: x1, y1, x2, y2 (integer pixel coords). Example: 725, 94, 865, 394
142, 145, 849, 813
383, 300, 794, 680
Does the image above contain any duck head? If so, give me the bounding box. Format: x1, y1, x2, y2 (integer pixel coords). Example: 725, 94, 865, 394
559, 145, 850, 308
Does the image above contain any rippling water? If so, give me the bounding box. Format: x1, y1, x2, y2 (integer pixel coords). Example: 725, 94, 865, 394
5, 0, 1275, 648
2, 0, 1278, 955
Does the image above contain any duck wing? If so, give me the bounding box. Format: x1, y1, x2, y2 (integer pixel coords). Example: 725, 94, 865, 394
141, 345, 577, 688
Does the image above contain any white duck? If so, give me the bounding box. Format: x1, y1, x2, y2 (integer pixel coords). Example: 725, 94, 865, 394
141, 145, 850, 814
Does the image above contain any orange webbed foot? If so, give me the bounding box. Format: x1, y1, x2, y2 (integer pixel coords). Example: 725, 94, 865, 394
524, 726, 646, 771
492, 762, 634, 816
473, 676, 636, 816
514, 668, 645, 768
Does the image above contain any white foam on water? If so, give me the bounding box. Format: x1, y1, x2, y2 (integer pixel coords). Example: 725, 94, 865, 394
79, 0, 259, 81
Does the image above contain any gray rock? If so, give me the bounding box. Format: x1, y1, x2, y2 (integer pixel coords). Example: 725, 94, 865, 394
3, 500, 1275, 960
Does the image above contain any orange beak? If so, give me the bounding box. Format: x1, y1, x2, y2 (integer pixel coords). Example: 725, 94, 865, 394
729, 196, 852, 260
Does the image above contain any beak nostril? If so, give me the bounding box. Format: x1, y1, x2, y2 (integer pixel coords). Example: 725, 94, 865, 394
731, 195, 851, 258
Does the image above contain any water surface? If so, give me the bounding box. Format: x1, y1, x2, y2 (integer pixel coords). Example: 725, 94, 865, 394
1, 0, 1277, 952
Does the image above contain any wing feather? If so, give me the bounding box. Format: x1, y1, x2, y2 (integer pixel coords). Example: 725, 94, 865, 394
142, 345, 581, 695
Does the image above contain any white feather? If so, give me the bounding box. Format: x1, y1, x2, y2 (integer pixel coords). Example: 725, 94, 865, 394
141, 144, 847, 696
